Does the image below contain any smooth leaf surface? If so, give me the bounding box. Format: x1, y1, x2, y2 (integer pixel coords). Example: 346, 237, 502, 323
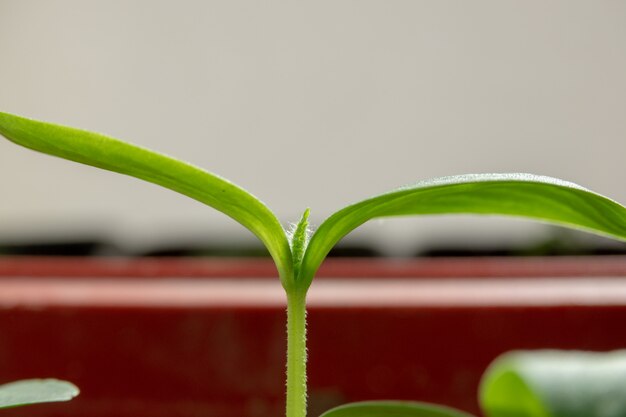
319, 401, 476, 417
300, 174, 626, 289
480, 350, 626, 417
0, 379, 79, 409
0, 112, 293, 283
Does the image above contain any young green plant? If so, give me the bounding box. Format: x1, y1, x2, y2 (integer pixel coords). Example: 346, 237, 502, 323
1, 111, 625, 417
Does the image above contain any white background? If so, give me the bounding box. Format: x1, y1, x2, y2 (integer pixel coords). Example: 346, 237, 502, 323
1, 1, 625, 255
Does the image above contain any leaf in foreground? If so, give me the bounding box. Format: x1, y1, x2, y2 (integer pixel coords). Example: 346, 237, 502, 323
480, 350, 626, 417
300, 174, 626, 288
0, 111, 292, 284
319, 401, 477, 417
0, 379, 79, 409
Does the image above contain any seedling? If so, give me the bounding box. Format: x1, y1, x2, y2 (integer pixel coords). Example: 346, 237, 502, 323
1, 111, 625, 417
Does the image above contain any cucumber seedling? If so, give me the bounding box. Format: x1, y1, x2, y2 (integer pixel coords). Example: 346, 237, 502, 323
1, 111, 625, 417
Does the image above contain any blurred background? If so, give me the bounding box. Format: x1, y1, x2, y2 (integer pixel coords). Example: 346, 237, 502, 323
1, 0, 625, 257
2, 3, 626, 417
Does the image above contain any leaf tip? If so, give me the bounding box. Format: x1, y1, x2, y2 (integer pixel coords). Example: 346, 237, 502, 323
290, 208, 312, 275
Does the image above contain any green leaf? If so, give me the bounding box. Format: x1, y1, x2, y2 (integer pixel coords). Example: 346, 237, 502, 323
480, 350, 626, 417
319, 401, 476, 417
300, 174, 626, 289
0, 112, 293, 284
290, 208, 311, 278
0, 379, 79, 409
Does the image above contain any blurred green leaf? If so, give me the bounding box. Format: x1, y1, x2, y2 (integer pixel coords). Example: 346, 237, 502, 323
480, 350, 626, 417
0, 112, 293, 284
0, 379, 79, 409
319, 401, 476, 417
300, 174, 626, 289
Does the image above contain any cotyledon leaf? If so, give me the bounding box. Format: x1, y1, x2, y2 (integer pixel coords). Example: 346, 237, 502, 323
0, 111, 293, 284
479, 350, 626, 417
300, 174, 626, 289
319, 401, 476, 417
0, 379, 79, 409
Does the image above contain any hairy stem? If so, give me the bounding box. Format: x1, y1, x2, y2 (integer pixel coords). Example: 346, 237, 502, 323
286, 290, 308, 417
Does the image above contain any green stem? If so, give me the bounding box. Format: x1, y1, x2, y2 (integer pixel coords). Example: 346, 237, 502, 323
286, 289, 308, 417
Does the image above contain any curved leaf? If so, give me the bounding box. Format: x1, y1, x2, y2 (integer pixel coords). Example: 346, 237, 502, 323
0, 379, 79, 409
300, 174, 626, 289
319, 401, 476, 417
0, 112, 293, 284
480, 350, 626, 417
